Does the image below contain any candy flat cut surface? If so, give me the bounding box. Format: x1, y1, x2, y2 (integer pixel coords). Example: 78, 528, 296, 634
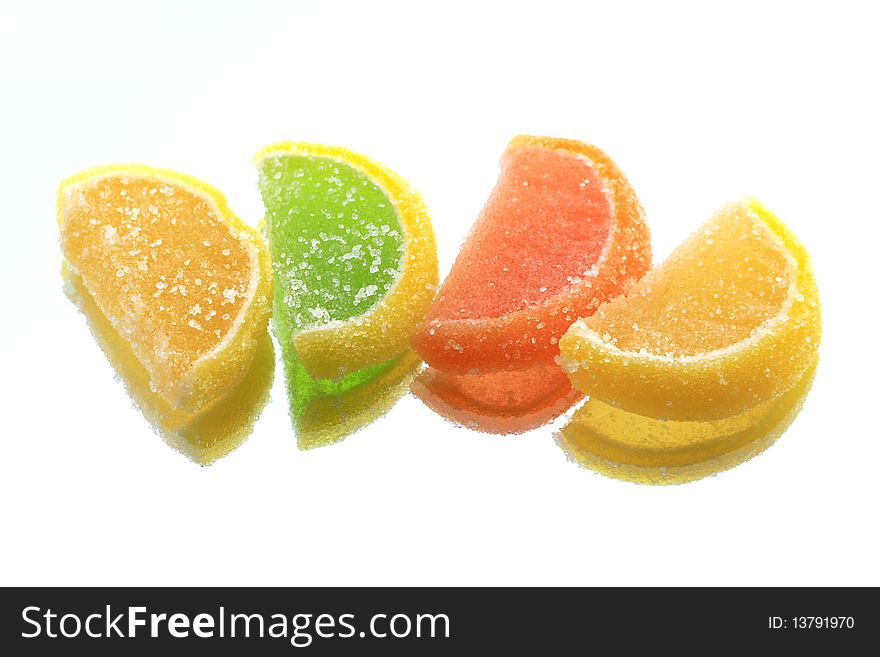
412, 135, 651, 374
557, 358, 817, 485
411, 363, 583, 434
257, 142, 437, 380
257, 143, 437, 447
58, 166, 273, 463
559, 199, 821, 421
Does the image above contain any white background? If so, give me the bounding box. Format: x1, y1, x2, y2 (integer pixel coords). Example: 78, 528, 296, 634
1, 0, 878, 586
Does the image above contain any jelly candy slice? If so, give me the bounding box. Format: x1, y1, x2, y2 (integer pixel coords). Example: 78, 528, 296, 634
412, 135, 651, 374
411, 362, 583, 434
256, 143, 437, 447
558, 199, 821, 421
58, 165, 273, 463
256, 142, 437, 380
411, 136, 650, 432
557, 357, 817, 484
557, 200, 821, 482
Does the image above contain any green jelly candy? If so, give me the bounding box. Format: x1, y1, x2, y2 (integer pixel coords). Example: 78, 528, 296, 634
258, 149, 420, 448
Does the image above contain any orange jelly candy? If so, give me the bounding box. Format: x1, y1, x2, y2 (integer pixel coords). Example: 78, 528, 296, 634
59, 165, 273, 463
411, 136, 651, 432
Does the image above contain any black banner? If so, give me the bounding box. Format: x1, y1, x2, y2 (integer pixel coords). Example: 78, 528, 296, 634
1, 587, 873, 653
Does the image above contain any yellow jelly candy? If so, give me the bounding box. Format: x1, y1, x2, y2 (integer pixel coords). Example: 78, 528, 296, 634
58, 165, 273, 464
558, 199, 821, 422
557, 357, 817, 484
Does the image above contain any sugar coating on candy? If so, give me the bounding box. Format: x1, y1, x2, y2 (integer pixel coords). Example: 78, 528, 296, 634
58, 165, 273, 463
557, 357, 817, 485
258, 154, 403, 332
256, 143, 437, 447
429, 146, 612, 319
411, 362, 583, 434
559, 198, 822, 422
412, 135, 651, 374
574, 203, 790, 357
